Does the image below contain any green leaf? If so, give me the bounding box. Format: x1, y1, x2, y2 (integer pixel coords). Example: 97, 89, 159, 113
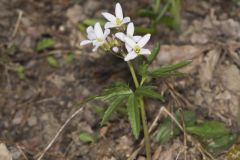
138, 9, 157, 19
154, 0, 161, 13
78, 23, 86, 32
127, 94, 141, 139
147, 42, 160, 64
138, 62, 149, 77
206, 134, 237, 155
135, 86, 164, 102
155, 110, 197, 144
169, 0, 181, 29
98, 82, 132, 100
79, 132, 96, 143
155, 119, 180, 144
82, 18, 106, 27
154, 0, 171, 24
94, 106, 105, 118
36, 38, 55, 51
65, 52, 75, 63
101, 96, 126, 125
74, 95, 99, 107
186, 121, 230, 139
148, 60, 191, 77
135, 26, 157, 34
175, 111, 197, 127
47, 56, 58, 67
158, 15, 178, 29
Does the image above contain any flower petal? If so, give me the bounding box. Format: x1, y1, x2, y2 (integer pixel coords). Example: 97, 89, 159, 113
94, 22, 104, 38
122, 17, 130, 24
105, 22, 116, 29
137, 34, 151, 47
86, 26, 94, 33
132, 36, 142, 42
80, 40, 92, 46
92, 43, 100, 52
115, 32, 125, 41
87, 32, 96, 40
125, 43, 132, 52
115, 3, 123, 20
124, 36, 136, 49
140, 48, 151, 55
102, 12, 116, 22
104, 29, 110, 38
127, 22, 134, 36
124, 51, 138, 61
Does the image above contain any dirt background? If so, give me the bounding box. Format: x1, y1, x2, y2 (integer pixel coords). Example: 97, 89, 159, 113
0, 0, 240, 160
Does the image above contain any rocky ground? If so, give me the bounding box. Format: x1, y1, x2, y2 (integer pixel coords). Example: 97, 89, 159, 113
0, 0, 240, 160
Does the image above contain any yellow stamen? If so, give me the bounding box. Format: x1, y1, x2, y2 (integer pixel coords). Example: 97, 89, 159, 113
134, 45, 141, 54
116, 18, 122, 25
96, 38, 103, 42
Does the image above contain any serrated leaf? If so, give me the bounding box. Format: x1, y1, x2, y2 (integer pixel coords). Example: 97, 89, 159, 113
149, 71, 184, 78
148, 60, 191, 78
36, 38, 55, 51
101, 96, 126, 125
138, 62, 149, 77
175, 111, 197, 127
79, 132, 96, 143
147, 42, 160, 64
47, 56, 58, 67
74, 95, 99, 107
155, 110, 197, 144
155, 119, 180, 144
127, 94, 141, 139
186, 121, 230, 139
135, 86, 164, 102
206, 134, 237, 155
98, 82, 132, 100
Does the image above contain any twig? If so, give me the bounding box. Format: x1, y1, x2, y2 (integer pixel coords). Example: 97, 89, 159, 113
36, 107, 84, 160
11, 10, 23, 39
175, 147, 184, 160
16, 144, 28, 160
160, 107, 184, 131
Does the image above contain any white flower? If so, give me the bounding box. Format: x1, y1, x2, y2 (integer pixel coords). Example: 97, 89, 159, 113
124, 34, 151, 61
102, 3, 130, 29
115, 22, 141, 52
80, 23, 110, 51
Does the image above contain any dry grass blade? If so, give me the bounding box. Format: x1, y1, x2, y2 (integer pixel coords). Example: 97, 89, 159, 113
36, 107, 84, 160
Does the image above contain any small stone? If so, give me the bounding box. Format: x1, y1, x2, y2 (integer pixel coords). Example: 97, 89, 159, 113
0, 143, 12, 160
84, 0, 101, 16
66, 5, 85, 24
12, 111, 23, 125
27, 116, 37, 126
137, 156, 146, 160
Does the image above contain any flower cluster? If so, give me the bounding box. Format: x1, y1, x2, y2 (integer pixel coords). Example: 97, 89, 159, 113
80, 3, 151, 61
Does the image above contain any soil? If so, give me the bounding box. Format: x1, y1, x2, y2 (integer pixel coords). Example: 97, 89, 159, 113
0, 0, 240, 160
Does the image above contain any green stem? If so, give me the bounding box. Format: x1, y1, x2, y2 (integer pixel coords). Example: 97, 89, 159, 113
127, 62, 151, 160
